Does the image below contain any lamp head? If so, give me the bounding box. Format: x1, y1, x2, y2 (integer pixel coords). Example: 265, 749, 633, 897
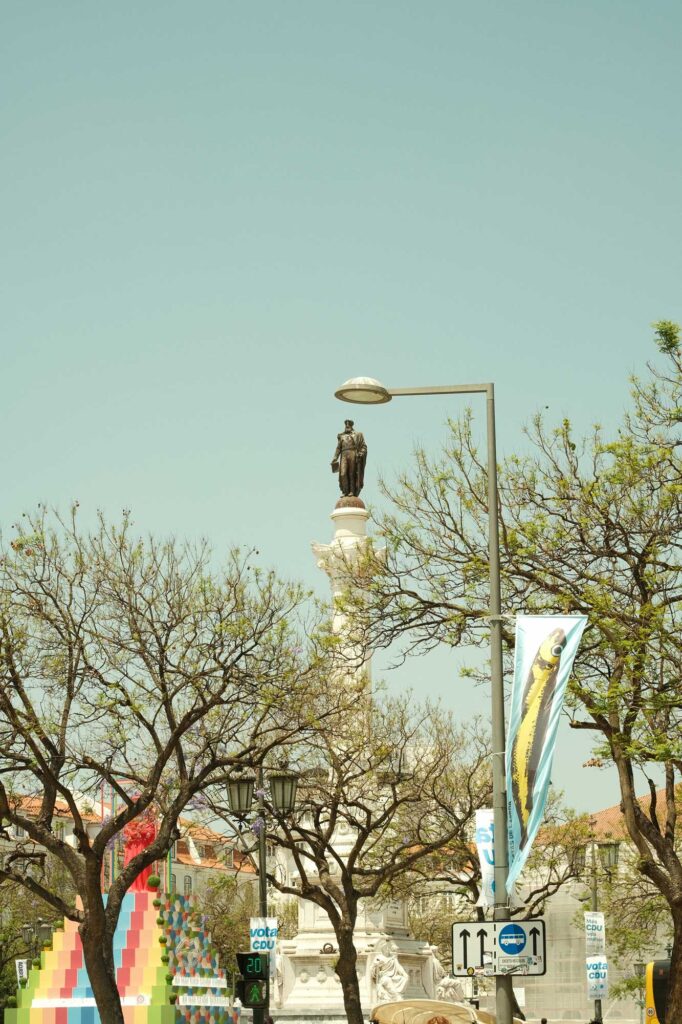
226, 775, 256, 816
334, 377, 391, 404
598, 841, 620, 871
268, 771, 299, 814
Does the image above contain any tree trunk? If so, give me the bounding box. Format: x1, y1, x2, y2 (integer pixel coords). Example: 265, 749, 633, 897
663, 909, 682, 1022
79, 885, 124, 1024
334, 924, 365, 1024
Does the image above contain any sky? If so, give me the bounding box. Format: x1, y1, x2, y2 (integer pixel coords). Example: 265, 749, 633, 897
2, 1, 681, 814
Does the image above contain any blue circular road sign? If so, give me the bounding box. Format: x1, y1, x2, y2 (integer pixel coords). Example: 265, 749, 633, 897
498, 924, 526, 955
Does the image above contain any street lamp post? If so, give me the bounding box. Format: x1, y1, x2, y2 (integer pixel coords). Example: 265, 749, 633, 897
585, 834, 619, 1024
634, 961, 645, 1024
334, 377, 513, 1024
226, 769, 299, 1024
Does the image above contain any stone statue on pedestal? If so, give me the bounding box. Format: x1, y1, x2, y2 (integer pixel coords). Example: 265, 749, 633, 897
332, 420, 367, 498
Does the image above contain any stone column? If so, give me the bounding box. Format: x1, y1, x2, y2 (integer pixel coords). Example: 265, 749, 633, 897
311, 495, 373, 686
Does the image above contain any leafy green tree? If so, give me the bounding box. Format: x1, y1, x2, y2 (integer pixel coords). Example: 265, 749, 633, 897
577, 839, 672, 985
201, 875, 258, 989
340, 324, 682, 1016
0, 508, 343, 1024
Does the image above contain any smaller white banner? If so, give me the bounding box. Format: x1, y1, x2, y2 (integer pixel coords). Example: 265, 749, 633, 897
474, 809, 495, 909
250, 916, 278, 976
584, 911, 605, 955
586, 955, 609, 1000
172, 975, 227, 987
15, 960, 29, 985
178, 994, 232, 1007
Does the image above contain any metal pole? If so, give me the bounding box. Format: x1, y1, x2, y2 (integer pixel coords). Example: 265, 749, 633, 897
383, 382, 512, 1024
485, 386, 513, 1024
254, 767, 268, 1024
338, 380, 512, 1022
591, 842, 602, 1023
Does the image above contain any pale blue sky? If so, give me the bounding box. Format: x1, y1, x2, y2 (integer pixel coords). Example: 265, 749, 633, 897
2, 2, 681, 813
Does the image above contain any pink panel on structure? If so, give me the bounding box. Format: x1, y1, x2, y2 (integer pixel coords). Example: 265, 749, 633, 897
122, 947, 136, 968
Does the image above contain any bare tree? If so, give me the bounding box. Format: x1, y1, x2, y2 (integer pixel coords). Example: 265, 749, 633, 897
213, 697, 492, 1024
0, 507, 342, 1024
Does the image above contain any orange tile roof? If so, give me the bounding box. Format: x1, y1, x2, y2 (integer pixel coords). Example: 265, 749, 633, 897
174, 851, 256, 874
177, 817, 236, 844
13, 795, 101, 824
589, 786, 680, 841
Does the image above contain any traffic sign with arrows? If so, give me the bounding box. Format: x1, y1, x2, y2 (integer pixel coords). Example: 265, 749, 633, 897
451, 919, 546, 977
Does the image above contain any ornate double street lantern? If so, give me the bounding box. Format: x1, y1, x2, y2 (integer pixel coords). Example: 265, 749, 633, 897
226, 769, 299, 1024
21, 920, 53, 959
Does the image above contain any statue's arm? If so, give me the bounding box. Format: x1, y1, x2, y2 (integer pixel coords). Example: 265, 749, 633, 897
332, 436, 342, 462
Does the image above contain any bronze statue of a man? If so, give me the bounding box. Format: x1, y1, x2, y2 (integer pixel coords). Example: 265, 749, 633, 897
331, 420, 367, 497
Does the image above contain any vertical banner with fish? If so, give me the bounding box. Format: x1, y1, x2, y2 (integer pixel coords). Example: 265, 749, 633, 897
505, 614, 587, 892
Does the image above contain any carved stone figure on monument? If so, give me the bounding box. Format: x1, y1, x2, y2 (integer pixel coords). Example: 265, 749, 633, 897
435, 974, 466, 1003
331, 420, 367, 498
426, 947, 446, 998
371, 942, 409, 1003
274, 951, 285, 1007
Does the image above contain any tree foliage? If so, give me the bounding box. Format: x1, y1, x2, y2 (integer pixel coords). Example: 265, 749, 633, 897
339, 326, 682, 1015
0, 508, 341, 1024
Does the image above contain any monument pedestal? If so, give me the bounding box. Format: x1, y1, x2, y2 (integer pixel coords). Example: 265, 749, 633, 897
275, 896, 438, 1021
272, 501, 444, 1022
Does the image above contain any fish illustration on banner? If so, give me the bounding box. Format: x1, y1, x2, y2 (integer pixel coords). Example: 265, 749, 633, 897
505, 614, 587, 893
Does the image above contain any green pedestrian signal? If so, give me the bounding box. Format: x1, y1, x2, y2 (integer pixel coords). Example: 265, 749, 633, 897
235, 951, 269, 1007
235, 979, 268, 1007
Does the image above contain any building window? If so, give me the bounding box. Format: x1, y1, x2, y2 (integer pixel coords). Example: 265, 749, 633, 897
13, 824, 26, 838
184, 876, 192, 898
170, 874, 176, 893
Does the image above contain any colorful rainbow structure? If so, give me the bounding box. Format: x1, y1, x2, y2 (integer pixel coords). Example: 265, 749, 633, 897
5, 892, 232, 1024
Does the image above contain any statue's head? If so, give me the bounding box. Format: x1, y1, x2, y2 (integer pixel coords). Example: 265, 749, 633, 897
344, 419, 354, 430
